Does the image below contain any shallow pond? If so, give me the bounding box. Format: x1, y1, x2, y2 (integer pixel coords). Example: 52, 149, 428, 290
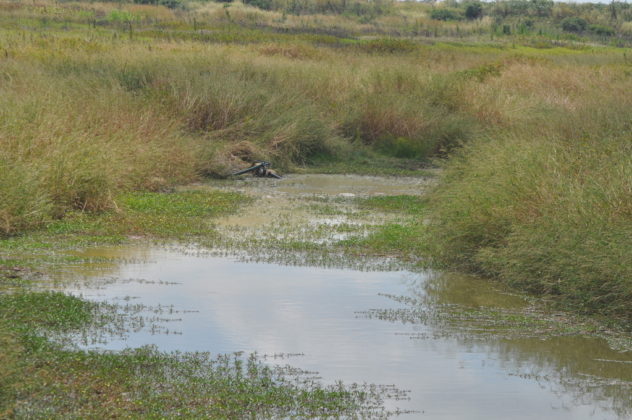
54, 175, 632, 419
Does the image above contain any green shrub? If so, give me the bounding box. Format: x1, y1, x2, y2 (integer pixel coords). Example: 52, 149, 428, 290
561, 16, 587, 32
430, 8, 463, 21
588, 24, 614, 36
244, 0, 272, 11
464, 2, 483, 20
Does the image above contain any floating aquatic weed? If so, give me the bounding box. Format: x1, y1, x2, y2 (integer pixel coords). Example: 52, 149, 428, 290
360, 289, 615, 342
99, 349, 411, 419
62, 300, 183, 347
253, 352, 306, 361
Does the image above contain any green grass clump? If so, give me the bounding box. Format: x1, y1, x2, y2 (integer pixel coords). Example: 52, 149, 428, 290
341, 196, 428, 259
0, 160, 51, 235
115, 190, 251, 237
119, 190, 246, 217
424, 130, 632, 322
0, 292, 94, 333
43, 189, 248, 239
340, 222, 426, 260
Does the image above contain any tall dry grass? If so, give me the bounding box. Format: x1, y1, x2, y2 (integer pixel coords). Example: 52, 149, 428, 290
425, 61, 632, 321
0, 23, 486, 234
0, 55, 204, 233
2, 0, 631, 324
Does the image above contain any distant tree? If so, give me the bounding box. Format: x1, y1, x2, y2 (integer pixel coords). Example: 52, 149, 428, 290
561, 16, 587, 32
610, 0, 618, 21
464, 2, 483, 20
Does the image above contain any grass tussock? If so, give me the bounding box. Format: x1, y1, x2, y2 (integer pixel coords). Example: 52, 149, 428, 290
424, 63, 632, 322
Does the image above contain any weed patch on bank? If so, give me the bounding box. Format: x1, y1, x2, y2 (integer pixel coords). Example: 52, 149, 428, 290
0, 190, 249, 270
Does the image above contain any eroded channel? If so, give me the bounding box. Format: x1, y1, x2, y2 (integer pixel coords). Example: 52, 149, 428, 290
51, 175, 632, 419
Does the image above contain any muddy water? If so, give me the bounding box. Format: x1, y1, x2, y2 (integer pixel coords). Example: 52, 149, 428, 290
57, 175, 632, 419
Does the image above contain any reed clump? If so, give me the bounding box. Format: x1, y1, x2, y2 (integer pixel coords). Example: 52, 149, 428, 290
424, 63, 632, 322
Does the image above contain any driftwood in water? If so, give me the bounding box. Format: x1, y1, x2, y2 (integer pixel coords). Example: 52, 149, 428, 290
231, 161, 282, 179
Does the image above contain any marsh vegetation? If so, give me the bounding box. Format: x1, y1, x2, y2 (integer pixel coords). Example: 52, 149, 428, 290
4, 174, 631, 418
1, 0, 631, 416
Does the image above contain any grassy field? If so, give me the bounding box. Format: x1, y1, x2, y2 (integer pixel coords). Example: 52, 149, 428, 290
1, 0, 631, 414
2, 0, 630, 236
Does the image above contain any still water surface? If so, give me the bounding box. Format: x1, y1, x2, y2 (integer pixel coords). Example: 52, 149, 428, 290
54, 175, 632, 419
56, 246, 632, 420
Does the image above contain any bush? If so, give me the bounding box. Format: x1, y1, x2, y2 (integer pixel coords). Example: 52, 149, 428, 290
430, 8, 463, 21
464, 2, 483, 20
561, 16, 587, 33
243, 0, 272, 11
133, 0, 183, 9
588, 24, 615, 36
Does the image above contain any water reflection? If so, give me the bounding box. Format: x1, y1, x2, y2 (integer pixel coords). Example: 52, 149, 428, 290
54, 245, 632, 420
399, 272, 632, 418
